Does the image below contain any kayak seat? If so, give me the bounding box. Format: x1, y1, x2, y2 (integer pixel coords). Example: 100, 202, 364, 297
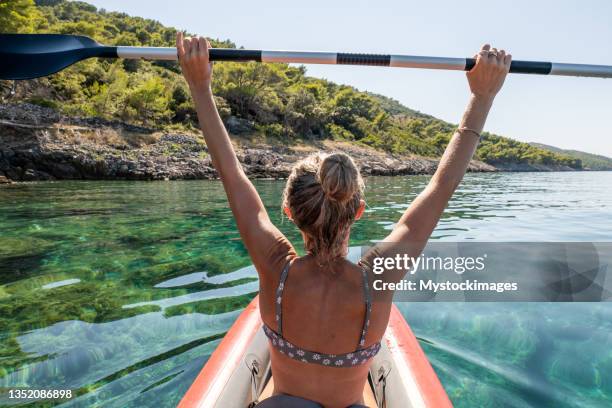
257, 394, 368, 408
257, 376, 376, 407
256, 395, 324, 407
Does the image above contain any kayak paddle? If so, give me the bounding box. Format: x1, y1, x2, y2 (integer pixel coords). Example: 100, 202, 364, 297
2, 33, 612, 80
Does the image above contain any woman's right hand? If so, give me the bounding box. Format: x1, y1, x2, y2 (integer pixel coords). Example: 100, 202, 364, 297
176, 32, 213, 93
466, 44, 511, 100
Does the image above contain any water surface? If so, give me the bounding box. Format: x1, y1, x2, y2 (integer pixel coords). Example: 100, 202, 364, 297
1, 172, 611, 407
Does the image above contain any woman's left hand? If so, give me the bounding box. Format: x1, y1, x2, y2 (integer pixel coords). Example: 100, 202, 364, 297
176, 32, 213, 93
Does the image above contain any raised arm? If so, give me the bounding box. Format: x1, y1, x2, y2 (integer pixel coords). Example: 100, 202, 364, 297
384, 44, 511, 252
177, 33, 294, 274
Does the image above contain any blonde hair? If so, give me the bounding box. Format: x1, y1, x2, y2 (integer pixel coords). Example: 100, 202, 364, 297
282, 152, 364, 263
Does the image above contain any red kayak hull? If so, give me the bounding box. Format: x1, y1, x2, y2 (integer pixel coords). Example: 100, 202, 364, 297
179, 296, 451, 407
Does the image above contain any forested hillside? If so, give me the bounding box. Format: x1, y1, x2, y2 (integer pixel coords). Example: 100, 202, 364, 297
530, 143, 612, 170
0, 0, 581, 169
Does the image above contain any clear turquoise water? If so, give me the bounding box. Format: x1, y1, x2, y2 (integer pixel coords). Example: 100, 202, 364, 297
1, 172, 612, 407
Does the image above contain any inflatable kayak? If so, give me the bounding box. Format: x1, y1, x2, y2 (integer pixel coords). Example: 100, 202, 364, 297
178, 296, 451, 408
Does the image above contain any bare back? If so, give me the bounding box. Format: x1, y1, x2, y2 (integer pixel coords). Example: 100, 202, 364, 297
259, 255, 392, 407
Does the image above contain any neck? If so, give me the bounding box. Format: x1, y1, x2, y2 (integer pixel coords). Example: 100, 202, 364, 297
301, 228, 351, 260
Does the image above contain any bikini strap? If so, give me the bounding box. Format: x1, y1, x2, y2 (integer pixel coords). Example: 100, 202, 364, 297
275, 260, 291, 335
358, 263, 372, 349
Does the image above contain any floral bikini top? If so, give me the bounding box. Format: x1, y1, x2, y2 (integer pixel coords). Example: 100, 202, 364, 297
262, 261, 381, 367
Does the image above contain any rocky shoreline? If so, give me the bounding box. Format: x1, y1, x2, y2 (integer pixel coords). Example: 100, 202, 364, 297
0, 103, 573, 184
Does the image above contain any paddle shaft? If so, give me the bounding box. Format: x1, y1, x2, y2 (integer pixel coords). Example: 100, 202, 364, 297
117, 46, 612, 78
3, 32, 612, 80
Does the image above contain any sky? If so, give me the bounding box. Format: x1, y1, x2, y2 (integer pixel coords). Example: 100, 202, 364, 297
86, 0, 612, 157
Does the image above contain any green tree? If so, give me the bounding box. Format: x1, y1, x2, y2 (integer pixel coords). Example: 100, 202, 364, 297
58, 20, 99, 37
331, 88, 381, 139
284, 89, 328, 137
0, 0, 41, 32
213, 62, 286, 123
91, 64, 130, 118
125, 76, 171, 125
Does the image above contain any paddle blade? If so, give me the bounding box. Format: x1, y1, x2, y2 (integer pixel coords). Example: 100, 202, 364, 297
0, 34, 117, 80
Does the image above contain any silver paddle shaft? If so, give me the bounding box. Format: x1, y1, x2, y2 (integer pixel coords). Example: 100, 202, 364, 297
116, 47, 612, 78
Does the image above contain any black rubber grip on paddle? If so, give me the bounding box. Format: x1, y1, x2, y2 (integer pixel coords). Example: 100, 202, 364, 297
209, 49, 262, 62
337, 53, 391, 66
92, 46, 117, 58
465, 58, 552, 75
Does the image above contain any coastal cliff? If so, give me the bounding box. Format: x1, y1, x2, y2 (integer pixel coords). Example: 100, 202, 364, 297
0, 103, 502, 183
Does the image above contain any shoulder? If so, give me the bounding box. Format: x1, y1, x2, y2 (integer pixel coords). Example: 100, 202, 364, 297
255, 235, 297, 284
